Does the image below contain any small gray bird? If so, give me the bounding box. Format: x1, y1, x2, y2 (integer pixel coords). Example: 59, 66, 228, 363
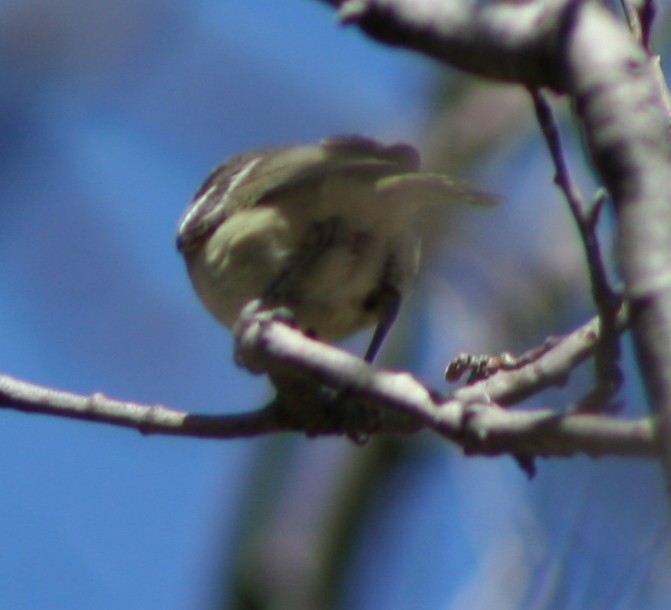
177, 135, 494, 362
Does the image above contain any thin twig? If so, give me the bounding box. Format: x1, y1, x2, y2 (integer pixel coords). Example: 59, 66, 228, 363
453, 305, 629, 406
530, 89, 623, 409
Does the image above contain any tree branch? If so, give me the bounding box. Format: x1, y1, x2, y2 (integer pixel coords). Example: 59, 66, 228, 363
5, 0, 670, 471
235, 314, 657, 458
561, 0, 671, 484
530, 89, 622, 409
0, 373, 287, 438
452, 305, 629, 407
0, 310, 657, 458
322, 0, 671, 494
334, 0, 571, 87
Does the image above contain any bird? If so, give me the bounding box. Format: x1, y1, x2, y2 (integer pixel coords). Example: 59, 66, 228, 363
177, 135, 495, 363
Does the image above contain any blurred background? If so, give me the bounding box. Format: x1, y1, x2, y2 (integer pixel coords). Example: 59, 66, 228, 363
1, 1, 671, 608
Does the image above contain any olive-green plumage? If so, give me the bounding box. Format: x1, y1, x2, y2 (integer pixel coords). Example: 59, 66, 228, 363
177, 135, 494, 360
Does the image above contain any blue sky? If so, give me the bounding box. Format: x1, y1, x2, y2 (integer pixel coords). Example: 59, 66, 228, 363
1, 1, 670, 609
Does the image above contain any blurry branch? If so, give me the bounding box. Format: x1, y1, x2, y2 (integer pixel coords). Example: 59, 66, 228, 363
1, 310, 658, 458
621, 0, 671, 118
530, 89, 622, 410
621, 0, 655, 50
334, 0, 569, 87
323, 0, 671, 492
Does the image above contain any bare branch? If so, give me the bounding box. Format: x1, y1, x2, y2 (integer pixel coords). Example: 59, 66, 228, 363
0, 307, 656, 458
619, 0, 671, 143
435, 402, 657, 459
453, 306, 629, 407
0, 373, 287, 438
529, 90, 614, 304
232, 319, 656, 455
530, 89, 623, 408
333, 0, 571, 87
564, 2, 671, 482
321, 0, 671, 498
6, 0, 671, 468
620, 0, 656, 53
235, 315, 656, 457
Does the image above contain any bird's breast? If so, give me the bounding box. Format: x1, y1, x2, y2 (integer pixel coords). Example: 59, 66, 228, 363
184, 201, 420, 339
